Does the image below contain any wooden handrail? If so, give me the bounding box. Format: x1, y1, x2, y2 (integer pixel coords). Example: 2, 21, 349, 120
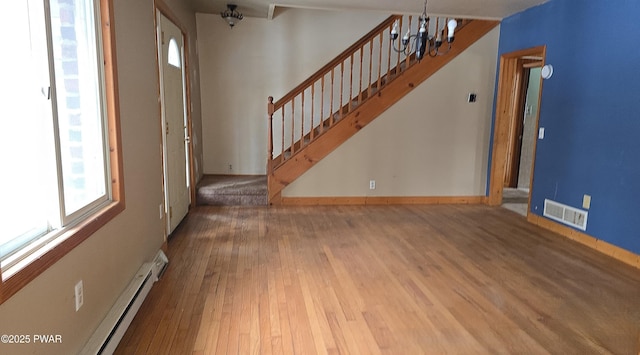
272, 15, 399, 109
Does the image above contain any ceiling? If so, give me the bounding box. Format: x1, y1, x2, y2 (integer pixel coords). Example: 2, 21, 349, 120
189, 0, 548, 20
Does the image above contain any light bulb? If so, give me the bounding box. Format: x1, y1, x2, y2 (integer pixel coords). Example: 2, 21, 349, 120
447, 19, 457, 41
391, 20, 398, 36
403, 29, 410, 41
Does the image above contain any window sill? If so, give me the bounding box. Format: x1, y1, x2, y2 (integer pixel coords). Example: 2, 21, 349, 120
0, 200, 125, 305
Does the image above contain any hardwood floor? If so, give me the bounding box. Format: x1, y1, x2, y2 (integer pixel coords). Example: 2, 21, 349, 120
115, 205, 640, 354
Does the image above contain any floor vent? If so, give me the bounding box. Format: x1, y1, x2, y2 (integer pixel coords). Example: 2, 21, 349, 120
543, 199, 588, 231
81, 250, 168, 354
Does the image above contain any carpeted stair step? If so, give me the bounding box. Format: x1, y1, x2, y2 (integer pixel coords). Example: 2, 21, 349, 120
196, 175, 268, 206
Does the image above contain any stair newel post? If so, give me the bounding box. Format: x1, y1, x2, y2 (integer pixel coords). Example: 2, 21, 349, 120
267, 96, 274, 173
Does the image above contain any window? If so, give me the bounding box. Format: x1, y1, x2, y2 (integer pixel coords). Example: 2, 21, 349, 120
0, 0, 123, 304
167, 37, 181, 68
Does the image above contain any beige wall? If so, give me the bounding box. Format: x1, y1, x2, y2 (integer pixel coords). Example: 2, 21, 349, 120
197, 9, 388, 175
283, 27, 500, 197
0, 0, 201, 353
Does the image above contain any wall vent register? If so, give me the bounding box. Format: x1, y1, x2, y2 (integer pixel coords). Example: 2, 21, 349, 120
543, 199, 588, 231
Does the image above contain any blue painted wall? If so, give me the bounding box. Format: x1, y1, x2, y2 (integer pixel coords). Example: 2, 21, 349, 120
496, 0, 640, 254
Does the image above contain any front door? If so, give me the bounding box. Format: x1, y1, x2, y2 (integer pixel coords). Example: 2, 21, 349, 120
158, 12, 189, 234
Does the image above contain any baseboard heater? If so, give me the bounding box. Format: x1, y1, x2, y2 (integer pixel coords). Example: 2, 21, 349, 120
81, 250, 168, 355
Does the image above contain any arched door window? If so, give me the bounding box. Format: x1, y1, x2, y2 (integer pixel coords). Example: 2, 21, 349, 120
168, 38, 181, 68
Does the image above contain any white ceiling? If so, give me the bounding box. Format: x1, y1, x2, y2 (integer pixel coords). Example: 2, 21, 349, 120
189, 0, 548, 20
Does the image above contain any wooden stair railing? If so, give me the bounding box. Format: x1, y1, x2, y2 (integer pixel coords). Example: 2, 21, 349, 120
267, 15, 499, 203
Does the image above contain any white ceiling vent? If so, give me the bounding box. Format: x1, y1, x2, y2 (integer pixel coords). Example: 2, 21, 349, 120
543, 199, 588, 231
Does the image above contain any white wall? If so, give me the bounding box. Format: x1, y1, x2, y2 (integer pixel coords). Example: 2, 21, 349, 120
0, 0, 201, 353
282, 27, 501, 197
197, 9, 388, 175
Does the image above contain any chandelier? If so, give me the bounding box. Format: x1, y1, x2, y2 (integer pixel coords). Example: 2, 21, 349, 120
391, 0, 457, 60
221, 4, 243, 28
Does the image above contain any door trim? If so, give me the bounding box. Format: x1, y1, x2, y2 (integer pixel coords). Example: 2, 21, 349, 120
488, 46, 546, 209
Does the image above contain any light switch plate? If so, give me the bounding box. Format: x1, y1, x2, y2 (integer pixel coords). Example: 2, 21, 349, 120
538, 127, 545, 139
582, 194, 591, 209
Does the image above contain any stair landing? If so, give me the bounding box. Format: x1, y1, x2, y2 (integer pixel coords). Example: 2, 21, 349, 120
196, 175, 267, 206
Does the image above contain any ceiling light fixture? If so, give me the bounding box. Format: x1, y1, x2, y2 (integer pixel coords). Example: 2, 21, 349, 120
221, 4, 243, 28
391, 0, 457, 60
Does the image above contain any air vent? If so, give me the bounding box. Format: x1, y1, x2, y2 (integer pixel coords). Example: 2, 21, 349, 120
543, 199, 588, 230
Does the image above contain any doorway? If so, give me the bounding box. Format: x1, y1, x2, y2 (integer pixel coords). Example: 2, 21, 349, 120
513, 67, 542, 190
503, 66, 543, 215
157, 10, 192, 235
488, 46, 546, 216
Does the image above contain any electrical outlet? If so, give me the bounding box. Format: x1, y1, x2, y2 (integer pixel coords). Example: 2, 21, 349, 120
369, 180, 376, 190
229, 164, 233, 172
538, 127, 545, 139
75, 280, 84, 311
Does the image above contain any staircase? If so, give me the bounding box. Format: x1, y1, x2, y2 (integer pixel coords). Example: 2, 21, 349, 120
267, 15, 499, 204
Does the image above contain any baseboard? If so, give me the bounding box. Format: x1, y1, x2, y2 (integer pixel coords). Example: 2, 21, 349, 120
280, 195, 487, 206
528, 213, 640, 270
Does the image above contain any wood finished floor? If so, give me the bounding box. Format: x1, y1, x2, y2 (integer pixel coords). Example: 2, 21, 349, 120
115, 205, 640, 354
